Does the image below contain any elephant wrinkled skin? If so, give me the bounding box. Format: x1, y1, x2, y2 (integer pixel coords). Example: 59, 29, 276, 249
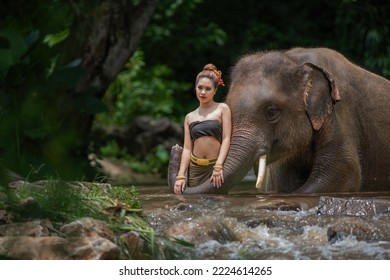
169, 47, 390, 194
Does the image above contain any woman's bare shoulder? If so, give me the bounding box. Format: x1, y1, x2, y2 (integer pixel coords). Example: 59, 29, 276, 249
218, 102, 231, 112
185, 110, 198, 124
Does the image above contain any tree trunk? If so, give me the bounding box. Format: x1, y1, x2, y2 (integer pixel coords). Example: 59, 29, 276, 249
65, 0, 159, 135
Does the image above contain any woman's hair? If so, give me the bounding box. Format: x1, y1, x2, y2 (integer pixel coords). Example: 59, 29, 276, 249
195, 63, 225, 88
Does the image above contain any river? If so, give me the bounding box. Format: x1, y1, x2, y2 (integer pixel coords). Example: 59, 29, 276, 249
136, 182, 390, 260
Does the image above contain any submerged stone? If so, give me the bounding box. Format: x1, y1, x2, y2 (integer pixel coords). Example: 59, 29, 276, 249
317, 196, 390, 216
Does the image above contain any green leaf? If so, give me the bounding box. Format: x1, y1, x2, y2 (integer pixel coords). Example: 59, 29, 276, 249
49, 60, 84, 89
77, 93, 107, 114
43, 29, 69, 47
0, 29, 28, 77
23, 127, 49, 139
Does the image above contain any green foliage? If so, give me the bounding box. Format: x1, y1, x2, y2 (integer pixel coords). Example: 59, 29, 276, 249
127, 145, 169, 175
0, 2, 104, 180
94, 49, 185, 176
335, 0, 390, 77
0, 29, 29, 79
6, 180, 141, 222
142, 0, 228, 108
142, 0, 390, 106
99, 140, 126, 159
106, 185, 141, 210
96, 50, 191, 126
22, 181, 99, 221
99, 140, 169, 176
43, 29, 69, 48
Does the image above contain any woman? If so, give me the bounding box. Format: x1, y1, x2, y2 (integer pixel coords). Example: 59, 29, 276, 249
174, 64, 231, 194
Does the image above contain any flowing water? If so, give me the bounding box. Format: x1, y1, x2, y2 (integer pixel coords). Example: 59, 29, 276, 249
137, 182, 390, 260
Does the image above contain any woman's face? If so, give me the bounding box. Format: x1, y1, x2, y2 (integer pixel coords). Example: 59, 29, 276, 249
196, 77, 217, 104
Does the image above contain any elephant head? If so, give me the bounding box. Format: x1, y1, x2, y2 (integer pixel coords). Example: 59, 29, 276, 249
225, 51, 341, 191
180, 50, 340, 194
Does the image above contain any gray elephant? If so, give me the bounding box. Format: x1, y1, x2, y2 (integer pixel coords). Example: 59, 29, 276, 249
168, 47, 390, 194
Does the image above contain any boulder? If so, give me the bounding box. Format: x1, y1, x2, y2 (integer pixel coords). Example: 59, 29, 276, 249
0, 236, 119, 260
119, 231, 146, 259
317, 196, 390, 216
0, 219, 52, 237
0, 217, 119, 260
327, 216, 390, 243
60, 217, 115, 242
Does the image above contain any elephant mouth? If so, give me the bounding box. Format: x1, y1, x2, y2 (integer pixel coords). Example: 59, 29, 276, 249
255, 154, 267, 189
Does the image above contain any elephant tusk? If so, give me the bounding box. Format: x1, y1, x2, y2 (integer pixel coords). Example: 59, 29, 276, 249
255, 154, 267, 189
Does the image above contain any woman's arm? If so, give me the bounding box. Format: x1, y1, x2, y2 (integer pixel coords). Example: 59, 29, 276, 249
216, 103, 232, 166
212, 103, 232, 188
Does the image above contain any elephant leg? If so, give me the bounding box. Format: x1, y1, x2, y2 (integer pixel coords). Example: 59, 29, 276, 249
167, 144, 183, 192
297, 155, 361, 193
259, 162, 309, 193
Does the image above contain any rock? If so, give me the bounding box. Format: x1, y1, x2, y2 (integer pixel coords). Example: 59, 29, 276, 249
327, 216, 390, 243
163, 217, 238, 245
60, 217, 115, 242
0, 217, 119, 260
0, 209, 13, 224
317, 196, 390, 216
119, 231, 146, 259
66, 236, 119, 260
0, 236, 119, 260
0, 236, 66, 259
122, 116, 183, 157
0, 219, 52, 237
317, 196, 390, 243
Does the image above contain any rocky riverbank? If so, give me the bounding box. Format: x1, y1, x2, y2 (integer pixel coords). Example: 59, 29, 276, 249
0, 180, 184, 260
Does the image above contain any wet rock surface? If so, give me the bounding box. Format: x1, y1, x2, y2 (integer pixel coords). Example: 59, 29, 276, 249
318, 196, 390, 215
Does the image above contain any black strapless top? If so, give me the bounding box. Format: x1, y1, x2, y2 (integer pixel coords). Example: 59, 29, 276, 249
189, 120, 222, 143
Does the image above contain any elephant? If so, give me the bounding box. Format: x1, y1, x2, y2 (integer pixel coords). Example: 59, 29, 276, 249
168, 47, 390, 194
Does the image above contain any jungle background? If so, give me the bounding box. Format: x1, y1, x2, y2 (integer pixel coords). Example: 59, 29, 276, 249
1, 0, 390, 184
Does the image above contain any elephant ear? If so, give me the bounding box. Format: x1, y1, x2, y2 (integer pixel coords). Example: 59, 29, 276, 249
303, 62, 341, 130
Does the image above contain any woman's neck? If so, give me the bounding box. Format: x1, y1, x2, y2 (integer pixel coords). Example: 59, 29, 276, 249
199, 100, 217, 110
198, 101, 218, 117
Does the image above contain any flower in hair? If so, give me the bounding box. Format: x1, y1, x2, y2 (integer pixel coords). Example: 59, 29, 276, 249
213, 69, 225, 87
217, 77, 225, 86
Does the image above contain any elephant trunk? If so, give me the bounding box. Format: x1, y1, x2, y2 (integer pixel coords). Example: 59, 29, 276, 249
182, 129, 260, 194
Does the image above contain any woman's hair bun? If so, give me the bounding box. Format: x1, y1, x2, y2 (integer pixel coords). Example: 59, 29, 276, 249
196, 63, 225, 87
203, 63, 217, 71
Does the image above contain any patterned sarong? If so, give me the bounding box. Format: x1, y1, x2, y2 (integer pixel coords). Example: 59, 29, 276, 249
188, 159, 213, 187
167, 145, 217, 192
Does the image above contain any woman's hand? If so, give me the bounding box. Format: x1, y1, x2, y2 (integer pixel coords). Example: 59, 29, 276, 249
211, 168, 224, 188
174, 179, 186, 194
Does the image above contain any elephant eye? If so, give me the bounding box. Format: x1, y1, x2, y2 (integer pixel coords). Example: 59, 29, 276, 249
265, 105, 282, 123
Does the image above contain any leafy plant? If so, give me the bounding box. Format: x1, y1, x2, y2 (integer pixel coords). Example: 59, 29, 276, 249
95, 50, 191, 127
92, 49, 186, 177
128, 145, 169, 175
